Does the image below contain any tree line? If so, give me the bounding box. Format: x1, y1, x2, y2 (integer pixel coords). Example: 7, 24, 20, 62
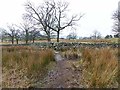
0, 0, 119, 44
1, 0, 84, 44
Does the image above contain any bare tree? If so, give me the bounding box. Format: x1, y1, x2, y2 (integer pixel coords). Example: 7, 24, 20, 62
112, 10, 120, 36
24, 1, 55, 42
5, 25, 21, 44
45, 1, 84, 42
24, 0, 84, 42
29, 27, 41, 43
0, 28, 7, 42
17, 22, 32, 44
67, 31, 77, 40
91, 30, 101, 39
14, 29, 21, 44
4, 24, 17, 44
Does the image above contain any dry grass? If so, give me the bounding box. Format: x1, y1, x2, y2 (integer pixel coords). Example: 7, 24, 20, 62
1, 38, 119, 45
81, 47, 118, 88
2, 45, 119, 88
61, 46, 118, 88
2, 46, 55, 88
61, 48, 81, 60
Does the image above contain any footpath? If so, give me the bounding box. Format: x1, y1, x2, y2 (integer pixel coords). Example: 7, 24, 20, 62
36, 52, 83, 88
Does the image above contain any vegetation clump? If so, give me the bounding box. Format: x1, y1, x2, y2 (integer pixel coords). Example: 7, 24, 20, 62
81, 47, 118, 88
2, 46, 55, 88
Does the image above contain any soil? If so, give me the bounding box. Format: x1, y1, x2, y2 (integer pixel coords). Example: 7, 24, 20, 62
35, 51, 83, 88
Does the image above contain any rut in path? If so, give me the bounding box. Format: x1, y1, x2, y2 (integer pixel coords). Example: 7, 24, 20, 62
38, 51, 83, 88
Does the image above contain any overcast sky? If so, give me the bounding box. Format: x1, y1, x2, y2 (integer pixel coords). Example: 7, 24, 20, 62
0, 0, 119, 37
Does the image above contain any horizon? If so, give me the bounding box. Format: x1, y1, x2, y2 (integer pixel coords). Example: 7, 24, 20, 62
0, 0, 119, 37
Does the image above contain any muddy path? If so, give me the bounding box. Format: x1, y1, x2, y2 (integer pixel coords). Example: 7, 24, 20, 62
35, 51, 83, 88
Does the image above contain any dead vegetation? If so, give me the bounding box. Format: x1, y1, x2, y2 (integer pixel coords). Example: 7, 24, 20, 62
79, 47, 118, 88
2, 45, 119, 88
61, 47, 118, 88
2, 46, 55, 88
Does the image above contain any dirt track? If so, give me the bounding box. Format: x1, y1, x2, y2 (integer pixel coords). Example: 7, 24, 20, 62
36, 52, 83, 88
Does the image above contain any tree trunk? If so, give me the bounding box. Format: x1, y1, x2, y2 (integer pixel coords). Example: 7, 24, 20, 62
57, 31, 60, 42
47, 38, 51, 42
47, 31, 51, 42
47, 35, 51, 42
12, 37, 14, 44
1, 38, 3, 42
26, 30, 29, 44
32, 38, 35, 43
16, 39, 18, 44
25, 35, 28, 44
26, 39, 28, 44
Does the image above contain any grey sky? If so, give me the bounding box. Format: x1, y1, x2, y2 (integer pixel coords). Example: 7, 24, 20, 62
0, 0, 119, 37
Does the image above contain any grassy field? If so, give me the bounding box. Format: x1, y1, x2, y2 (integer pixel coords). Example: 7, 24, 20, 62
81, 47, 118, 88
61, 47, 118, 88
2, 46, 55, 88
2, 42, 119, 88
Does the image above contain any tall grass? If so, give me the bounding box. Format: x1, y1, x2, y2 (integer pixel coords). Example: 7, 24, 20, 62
61, 48, 81, 60
2, 46, 55, 88
81, 47, 118, 88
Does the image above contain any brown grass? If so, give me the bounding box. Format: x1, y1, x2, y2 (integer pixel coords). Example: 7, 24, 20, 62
61, 48, 81, 60
2, 45, 119, 88
2, 46, 55, 88
1, 38, 118, 45
81, 47, 118, 88
61, 46, 118, 88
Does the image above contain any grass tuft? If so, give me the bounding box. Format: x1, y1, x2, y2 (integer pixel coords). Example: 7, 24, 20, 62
81, 47, 118, 88
2, 46, 55, 88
